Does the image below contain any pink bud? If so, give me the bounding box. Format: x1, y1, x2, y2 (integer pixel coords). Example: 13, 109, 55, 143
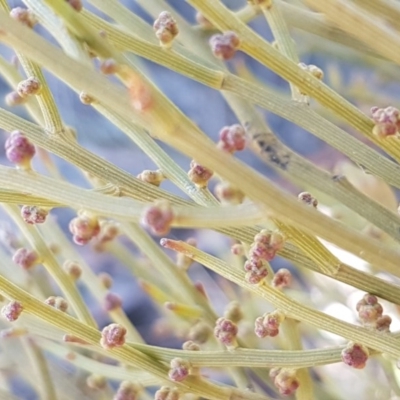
214, 317, 238, 349
273, 368, 300, 396
218, 124, 246, 153
9, 7, 37, 28
272, 268, 292, 289
168, 358, 190, 382
100, 323, 126, 349
1, 301, 23, 322
153, 11, 179, 47
45, 296, 68, 312
21, 205, 48, 224
17, 77, 41, 97
100, 58, 119, 75
63, 260, 82, 281
66, 0, 82, 12
154, 387, 180, 400
103, 292, 122, 311
69, 214, 100, 245
114, 381, 140, 400
209, 31, 240, 60
188, 160, 213, 187
341, 342, 369, 369
5, 130, 35, 168
12, 248, 39, 270
141, 201, 174, 236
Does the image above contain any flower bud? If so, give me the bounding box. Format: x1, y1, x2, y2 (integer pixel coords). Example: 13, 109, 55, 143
214, 317, 238, 349
341, 342, 369, 369
5, 130, 35, 169
17, 77, 42, 97
12, 248, 39, 270
45, 296, 68, 312
1, 301, 23, 322
209, 31, 240, 60
10, 7, 37, 28
103, 292, 122, 311
272, 268, 292, 289
100, 323, 127, 349
188, 160, 213, 187
153, 11, 179, 48
141, 200, 174, 236
168, 358, 190, 382
21, 205, 48, 224
114, 381, 141, 400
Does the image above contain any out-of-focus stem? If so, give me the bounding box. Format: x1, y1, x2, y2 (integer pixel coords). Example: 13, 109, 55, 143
3, 204, 97, 328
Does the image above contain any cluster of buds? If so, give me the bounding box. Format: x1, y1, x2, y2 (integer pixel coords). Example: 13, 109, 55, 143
154, 387, 180, 400
12, 248, 40, 270
137, 169, 165, 187
270, 368, 300, 396
217, 124, 246, 153
153, 11, 179, 48
168, 358, 190, 382
244, 229, 285, 284
114, 381, 141, 400
272, 268, 292, 289
100, 323, 126, 349
141, 200, 174, 236
356, 294, 391, 332
250, 229, 285, 262
188, 160, 213, 188
244, 258, 269, 285
254, 310, 285, 338
21, 205, 48, 225
69, 212, 100, 245
298, 192, 318, 208
5, 131, 36, 169
209, 31, 240, 60
44, 296, 68, 312
10, 7, 37, 28
214, 317, 238, 349
1, 301, 23, 322
370, 106, 400, 138
214, 182, 245, 205
341, 342, 369, 369
297, 62, 324, 95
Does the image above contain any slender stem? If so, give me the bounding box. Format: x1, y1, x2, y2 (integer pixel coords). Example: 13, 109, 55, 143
0, 273, 270, 400
21, 337, 58, 400
4, 204, 97, 328
185, 0, 400, 165
163, 240, 400, 359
